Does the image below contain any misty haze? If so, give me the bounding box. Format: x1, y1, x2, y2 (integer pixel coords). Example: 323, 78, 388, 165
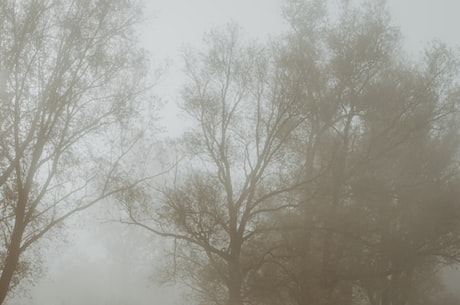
1, 1, 460, 305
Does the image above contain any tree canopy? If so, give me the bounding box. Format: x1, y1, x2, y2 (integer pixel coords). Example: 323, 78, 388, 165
124, 1, 460, 305
2, 0, 460, 305
0, 0, 150, 303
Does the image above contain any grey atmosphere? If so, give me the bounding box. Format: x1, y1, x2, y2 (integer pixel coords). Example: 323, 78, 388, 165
2, 1, 460, 305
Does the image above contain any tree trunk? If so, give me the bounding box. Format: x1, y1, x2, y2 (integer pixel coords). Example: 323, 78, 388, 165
227, 235, 243, 305
227, 282, 243, 305
0, 188, 27, 305
227, 258, 243, 305
0, 228, 23, 305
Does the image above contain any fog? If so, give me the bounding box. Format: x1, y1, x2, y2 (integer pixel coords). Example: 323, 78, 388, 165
4, 1, 460, 305
11, 204, 180, 305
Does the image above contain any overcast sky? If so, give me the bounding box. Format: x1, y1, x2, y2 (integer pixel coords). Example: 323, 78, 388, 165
390, 0, 460, 52
142, 0, 460, 58
141, 0, 460, 136
14, 1, 460, 304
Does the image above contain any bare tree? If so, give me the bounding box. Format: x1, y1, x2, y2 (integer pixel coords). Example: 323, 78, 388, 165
0, 0, 152, 302
121, 2, 460, 305
122, 24, 308, 305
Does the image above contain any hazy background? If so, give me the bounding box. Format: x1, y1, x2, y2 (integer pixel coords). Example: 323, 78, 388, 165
10, 1, 460, 304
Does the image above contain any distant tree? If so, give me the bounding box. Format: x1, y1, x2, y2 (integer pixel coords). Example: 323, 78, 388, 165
0, 0, 151, 302
248, 1, 460, 305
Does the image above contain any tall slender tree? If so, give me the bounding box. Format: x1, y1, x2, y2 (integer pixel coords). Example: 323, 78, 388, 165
0, 0, 150, 302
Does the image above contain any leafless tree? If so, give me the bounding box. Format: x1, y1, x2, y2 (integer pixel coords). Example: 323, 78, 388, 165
0, 0, 153, 302
122, 24, 310, 305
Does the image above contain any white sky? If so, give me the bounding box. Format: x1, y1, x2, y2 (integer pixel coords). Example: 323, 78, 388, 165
142, 0, 284, 58
142, 0, 460, 59
139, 0, 460, 137
15, 1, 460, 304
389, 0, 460, 53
